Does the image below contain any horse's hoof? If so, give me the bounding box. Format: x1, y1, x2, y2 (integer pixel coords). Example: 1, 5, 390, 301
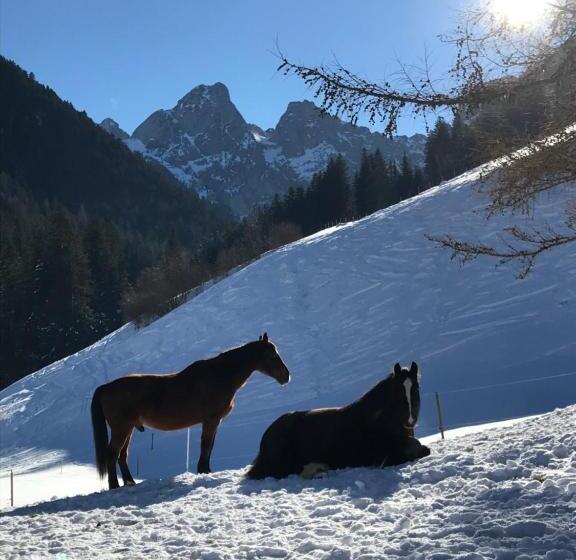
124, 480, 136, 487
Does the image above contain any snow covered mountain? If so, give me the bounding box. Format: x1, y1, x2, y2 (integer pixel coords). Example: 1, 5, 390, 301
100, 84, 426, 215
1, 158, 574, 484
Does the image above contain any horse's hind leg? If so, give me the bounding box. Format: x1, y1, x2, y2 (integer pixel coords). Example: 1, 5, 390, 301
197, 418, 221, 474
107, 426, 131, 489
118, 429, 136, 486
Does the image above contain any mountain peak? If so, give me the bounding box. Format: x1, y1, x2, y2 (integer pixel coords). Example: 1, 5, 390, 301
177, 82, 232, 109
282, 100, 322, 118
99, 118, 129, 140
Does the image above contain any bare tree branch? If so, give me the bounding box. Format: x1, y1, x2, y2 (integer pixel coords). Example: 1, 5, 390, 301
278, 1, 576, 275
427, 222, 576, 278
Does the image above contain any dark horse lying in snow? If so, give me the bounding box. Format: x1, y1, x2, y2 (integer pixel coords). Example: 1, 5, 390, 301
247, 362, 430, 479
92, 333, 290, 489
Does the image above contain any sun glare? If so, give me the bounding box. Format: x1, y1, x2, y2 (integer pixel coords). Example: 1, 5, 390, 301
490, 0, 551, 27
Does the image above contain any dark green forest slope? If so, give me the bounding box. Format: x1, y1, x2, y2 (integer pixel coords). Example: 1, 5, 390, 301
0, 57, 231, 387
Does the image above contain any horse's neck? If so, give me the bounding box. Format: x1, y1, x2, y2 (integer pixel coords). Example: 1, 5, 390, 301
214, 344, 259, 391
180, 344, 260, 392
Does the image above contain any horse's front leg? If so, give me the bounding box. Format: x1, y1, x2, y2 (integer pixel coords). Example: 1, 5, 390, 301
197, 418, 221, 474
382, 436, 430, 467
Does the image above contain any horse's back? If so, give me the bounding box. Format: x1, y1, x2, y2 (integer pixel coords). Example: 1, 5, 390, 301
99, 372, 176, 399
96, 373, 179, 426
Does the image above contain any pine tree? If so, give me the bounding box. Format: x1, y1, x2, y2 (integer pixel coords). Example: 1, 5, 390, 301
397, 153, 415, 200
354, 149, 373, 217
30, 208, 95, 360
424, 118, 452, 186
371, 150, 399, 210
85, 218, 126, 335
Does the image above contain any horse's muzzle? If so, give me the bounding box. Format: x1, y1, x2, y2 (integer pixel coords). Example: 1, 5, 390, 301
278, 369, 291, 385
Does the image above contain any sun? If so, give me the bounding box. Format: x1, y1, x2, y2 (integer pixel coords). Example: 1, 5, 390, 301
490, 0, 551, 28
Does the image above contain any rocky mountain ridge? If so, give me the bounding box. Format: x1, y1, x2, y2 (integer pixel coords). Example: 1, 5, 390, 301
101, 83, 426, 215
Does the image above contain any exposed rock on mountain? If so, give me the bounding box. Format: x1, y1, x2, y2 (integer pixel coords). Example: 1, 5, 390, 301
99, 118, 129, 140
102, 84, 426, 215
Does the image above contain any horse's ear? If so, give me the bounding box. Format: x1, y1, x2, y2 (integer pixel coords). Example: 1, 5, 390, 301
393, 363, 402, 377
410, 362, 418, 375
262, 332, 268, 343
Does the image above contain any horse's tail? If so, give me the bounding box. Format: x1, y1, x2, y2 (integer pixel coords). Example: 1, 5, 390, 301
91, 386, 109, 479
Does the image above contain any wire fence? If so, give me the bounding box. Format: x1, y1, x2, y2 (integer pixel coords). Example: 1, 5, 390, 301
423, 370, 576, 440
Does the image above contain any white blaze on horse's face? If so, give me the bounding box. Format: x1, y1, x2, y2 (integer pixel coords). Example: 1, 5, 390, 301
403, 377, 414, 426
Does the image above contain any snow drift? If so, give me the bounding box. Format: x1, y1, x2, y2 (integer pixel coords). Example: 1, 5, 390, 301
1, 163, 575, 480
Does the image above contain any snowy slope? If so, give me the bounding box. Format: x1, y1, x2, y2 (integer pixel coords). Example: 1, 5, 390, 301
1, 164, 575, 482
1, 406, 575, 559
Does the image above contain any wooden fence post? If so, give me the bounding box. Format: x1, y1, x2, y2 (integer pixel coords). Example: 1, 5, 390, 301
435, 392, 446, 440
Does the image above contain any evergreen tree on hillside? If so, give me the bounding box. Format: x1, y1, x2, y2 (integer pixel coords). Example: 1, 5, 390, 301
354, 149, 373, 217
424, 118, 452, 186
397, 153, 416, 200
310, 155, 351, 228
30, 208, 95, 360
84, 218, 127, 335
372, 150, 399, 209
424, 116, 478, 187
354, 149, 399, 217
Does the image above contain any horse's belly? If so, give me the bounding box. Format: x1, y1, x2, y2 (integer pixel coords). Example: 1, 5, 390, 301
141, 413, 202, 431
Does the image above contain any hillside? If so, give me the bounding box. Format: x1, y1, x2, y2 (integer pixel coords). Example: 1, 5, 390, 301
101, 84, 425, 215
1, 406, 575, 558
1, 159, 574, 481
0, 57, 229, 244
0, 57, 234, 387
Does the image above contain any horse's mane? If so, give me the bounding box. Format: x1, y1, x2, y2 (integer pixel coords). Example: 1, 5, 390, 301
181, 340, 262, 374
347, 372, 396, 412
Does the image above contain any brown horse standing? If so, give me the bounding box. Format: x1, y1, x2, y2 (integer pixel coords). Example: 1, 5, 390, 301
91, 333, 290, 489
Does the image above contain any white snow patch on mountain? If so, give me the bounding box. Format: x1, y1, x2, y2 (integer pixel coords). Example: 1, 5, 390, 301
289, 142, 339, 180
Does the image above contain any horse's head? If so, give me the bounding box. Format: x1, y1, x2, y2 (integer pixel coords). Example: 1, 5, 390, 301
255, 333, 291, 385
391, 361, 421, 431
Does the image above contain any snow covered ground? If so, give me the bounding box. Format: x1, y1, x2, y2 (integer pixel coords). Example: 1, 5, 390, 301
1, 162, 575, 484
1, 145, 576, 557
1, 405, 574, 559
0, 417, 534, 511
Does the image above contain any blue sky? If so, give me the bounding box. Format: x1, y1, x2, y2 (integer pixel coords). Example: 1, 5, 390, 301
1, 0, 470, 136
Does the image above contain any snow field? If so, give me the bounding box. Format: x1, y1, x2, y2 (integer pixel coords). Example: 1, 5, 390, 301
1, 165, 575, 483
0, 416, 530, 511
1, 157, 575, 559
1, 406, 574, 559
